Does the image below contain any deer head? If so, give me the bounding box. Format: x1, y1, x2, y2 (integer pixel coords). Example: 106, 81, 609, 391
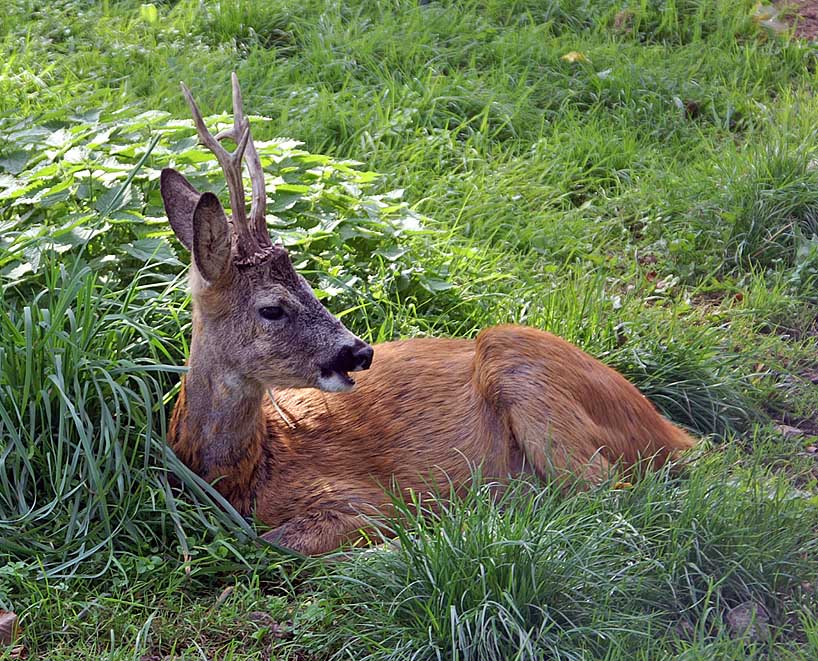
160, 74, 372, 393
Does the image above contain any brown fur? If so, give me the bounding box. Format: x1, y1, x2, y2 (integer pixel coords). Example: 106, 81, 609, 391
160, 136, 694, 555
167, 326, 695, 555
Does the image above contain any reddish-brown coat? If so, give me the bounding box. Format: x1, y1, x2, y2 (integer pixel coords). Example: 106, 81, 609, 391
168, 326, 695, 555
164, 77, 695, 555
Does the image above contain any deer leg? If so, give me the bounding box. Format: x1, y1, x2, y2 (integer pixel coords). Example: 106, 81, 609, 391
260, 510, 376, 556
473, 326, 614, 484
503, 402, 614, 485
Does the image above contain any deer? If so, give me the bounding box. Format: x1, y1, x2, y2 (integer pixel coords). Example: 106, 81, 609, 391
160, 74, 696, 556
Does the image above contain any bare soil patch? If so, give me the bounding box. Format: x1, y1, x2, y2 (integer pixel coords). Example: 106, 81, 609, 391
780, 1, 818, 40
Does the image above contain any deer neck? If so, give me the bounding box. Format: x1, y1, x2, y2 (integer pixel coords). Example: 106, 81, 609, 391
169, 326, 268, 514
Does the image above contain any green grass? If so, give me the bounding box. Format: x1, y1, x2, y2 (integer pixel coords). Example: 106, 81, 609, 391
307, 465, 818, 660
2, 0, 818, 658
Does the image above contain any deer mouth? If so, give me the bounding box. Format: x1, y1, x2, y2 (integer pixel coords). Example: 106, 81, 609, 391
317, 368, 356, 393
317, 340, 372, 392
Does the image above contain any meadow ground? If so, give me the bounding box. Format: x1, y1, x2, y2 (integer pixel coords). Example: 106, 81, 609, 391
2, 1, 818, 659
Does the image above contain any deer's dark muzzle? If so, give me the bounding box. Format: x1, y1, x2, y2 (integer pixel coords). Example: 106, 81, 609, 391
316, 338, 373, 392
325, 339, 373, 375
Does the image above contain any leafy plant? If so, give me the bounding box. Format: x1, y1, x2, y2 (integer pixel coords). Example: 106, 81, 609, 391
0, 110, 447, 306
720, 134, 818, 270
0, 108, 451, 586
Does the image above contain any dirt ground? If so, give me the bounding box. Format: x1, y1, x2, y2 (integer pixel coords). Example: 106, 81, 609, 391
781, 0, 818, 39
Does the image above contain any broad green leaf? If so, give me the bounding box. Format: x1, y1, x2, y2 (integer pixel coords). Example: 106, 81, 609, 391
376, 246, 409, 261
0, 151, 30, 175
94, 184, 138, 215
268, 192, 302, 213
119, 237, 180, 266
420, 277, 454, 293
44, 128, 74, 148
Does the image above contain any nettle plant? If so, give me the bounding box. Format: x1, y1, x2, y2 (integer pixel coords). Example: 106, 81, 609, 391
0, 109, 449, 313
0, 107, 457, 576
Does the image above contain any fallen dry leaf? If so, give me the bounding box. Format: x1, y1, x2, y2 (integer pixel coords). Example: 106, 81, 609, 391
10, 644, 28, 660
753, 3, 777, 22
776, 424, 805, 439
612, 9, 634, 33
561, 51, 589, 63
752, 3, 788, 34
247, 611, 274, 625
683, 99, 701, 119
270, 620, 294, 640
0, 609, 20, 645
726, 601, 771, 642
212, 585, 234, 609
673, 618, 695, 640
246, 612, 293, 639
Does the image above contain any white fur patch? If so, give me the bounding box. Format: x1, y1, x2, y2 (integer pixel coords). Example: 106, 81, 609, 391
317, 372, 355, 393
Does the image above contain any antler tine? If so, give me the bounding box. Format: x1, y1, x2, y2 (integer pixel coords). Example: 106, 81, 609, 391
180, 81, 255, 252
217, 73, 271, 248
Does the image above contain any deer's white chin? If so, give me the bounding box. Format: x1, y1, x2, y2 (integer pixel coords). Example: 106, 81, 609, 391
317, 370, 356, 393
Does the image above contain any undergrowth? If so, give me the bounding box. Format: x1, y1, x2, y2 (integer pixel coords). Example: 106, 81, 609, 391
307, 465, 818, 660
2, 0, 818, 659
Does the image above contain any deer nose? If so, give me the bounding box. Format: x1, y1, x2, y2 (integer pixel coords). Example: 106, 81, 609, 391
328, 339, 373, 374
353, 340, 374, 371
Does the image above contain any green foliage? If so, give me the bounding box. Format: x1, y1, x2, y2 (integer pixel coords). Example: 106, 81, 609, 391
307, 466, 817, 660
0, 260, 253, 580
0, 109, 444, 308
610, 320, 756, 436
723, 141, 818, 270
2, 0, 818, 658
194, 0, 297, 52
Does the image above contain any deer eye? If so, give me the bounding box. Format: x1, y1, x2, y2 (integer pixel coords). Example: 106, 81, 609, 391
259, 305, 286, 321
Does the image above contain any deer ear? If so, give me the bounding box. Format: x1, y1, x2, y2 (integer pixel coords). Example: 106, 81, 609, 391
160, 168, 201, 250
192, 192, 232, 283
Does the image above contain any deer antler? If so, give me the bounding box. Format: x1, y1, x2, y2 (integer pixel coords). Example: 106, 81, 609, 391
181, 75, 273, 265
219, 73, 271, 252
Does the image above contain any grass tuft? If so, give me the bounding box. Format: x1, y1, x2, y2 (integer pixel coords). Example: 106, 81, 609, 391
307, 464, 816, 660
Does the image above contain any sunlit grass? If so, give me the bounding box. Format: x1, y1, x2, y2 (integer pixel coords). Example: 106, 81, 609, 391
307, 463, 817, 660
2, 0, 818, 658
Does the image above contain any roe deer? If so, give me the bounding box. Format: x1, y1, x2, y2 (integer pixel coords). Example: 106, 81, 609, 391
161, 75, 695, 555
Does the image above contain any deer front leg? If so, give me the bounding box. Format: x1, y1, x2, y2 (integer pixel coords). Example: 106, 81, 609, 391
261, 510, 376, 556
